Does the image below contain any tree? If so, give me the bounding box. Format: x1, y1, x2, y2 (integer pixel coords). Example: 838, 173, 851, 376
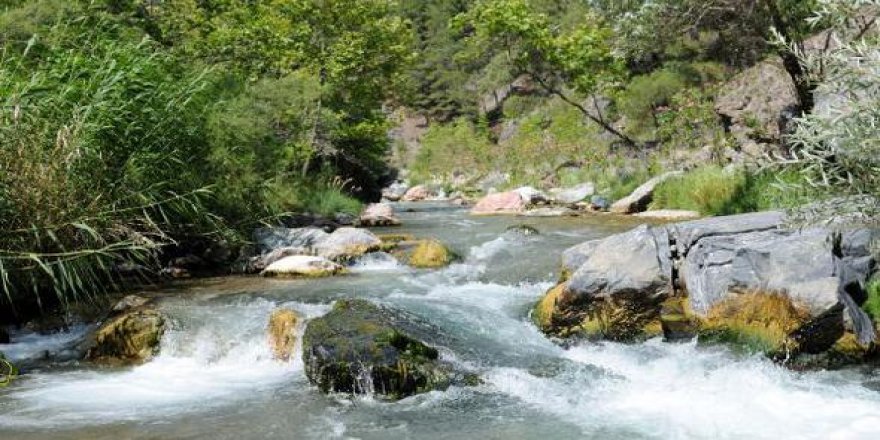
457, 0, 637, 147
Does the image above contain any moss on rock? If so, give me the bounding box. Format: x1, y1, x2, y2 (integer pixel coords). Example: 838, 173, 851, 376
660, 297, 699, 342
268, 308, 300, 361
697, 291, 809, 356
86, 303, 165, 365
302, 299, 470, 400
408, 239, 455, 269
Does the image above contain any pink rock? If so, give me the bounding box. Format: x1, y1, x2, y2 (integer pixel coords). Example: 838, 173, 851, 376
402, 185, 431, 202
471, 191, 525, 215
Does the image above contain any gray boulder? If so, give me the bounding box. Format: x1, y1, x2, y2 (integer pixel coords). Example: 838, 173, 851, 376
254, 227, 329, 254
610, 171, 683, 214
314, 227, 383, 261
514, 186, 548, 205
549, 183, 595, 205
382, 182, 409, 202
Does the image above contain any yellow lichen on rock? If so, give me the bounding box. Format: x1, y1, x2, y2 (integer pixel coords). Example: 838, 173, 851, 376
408, 239, 453, 268
268, 308, 301, 361
534, 283, 566, 332
699, 290, 810, 354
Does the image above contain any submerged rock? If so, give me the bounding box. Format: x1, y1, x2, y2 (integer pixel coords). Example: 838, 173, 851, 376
302, 299, 463, 399
471, 191, 526, 215
268, 308, 301, 361
359, 203, 401, 227
86, 296, 165, 365
610, 171, 683, 214
262, 255, 344, 278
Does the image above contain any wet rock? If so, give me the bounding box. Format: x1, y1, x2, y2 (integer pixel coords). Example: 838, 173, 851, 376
86, 296, 165, 365
302, 299, 459, 399
0, 327, 9, 344
549, 183, 595, 205
314, 227, 383, 261
471, 191, 526, 215
268, 308, 300, 361
660, 298, 698, 342
261, 255, 344, 278
633, 209, 701, 220
358, 203, 401, 227
505, 224, 540, 237
333, 212, 357, 226
610, 171, 683, 214
407, 239, 454, 269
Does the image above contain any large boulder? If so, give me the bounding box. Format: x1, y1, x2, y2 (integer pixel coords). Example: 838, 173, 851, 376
86, 296, 165, 365
268, 308, 301, 361
303, 299, 467, 399
314, 227, 383, 261
358, 203, 401, 227
610, 171, 683, 214
549, 183, 595, 205
536, 212, 878, 359
513, 186, 548, 205
262, 255, 344, 278
715, 56, 800, 152
407, 239, 455, 269
471, 191, 526, 215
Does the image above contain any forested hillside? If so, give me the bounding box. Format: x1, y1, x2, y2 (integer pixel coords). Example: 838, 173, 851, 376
0, 0, 877, 318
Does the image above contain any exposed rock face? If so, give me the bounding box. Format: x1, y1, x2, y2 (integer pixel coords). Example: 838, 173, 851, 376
262, 255, 344, 278
549, 183, 595, 205
302, 299, 461, 399
86, 296, 165, 365
471, 191, 526, 215
358, 203, 401, 227
715, 56, 800, 152
610, 171, 683, 214
268, 308, 300, 361
536, 211, 878, 357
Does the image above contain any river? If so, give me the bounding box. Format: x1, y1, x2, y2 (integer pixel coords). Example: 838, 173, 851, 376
1, 202, 880, 439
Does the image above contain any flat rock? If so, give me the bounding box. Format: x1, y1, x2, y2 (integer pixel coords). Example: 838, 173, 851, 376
359, 203, 401, 227
262, 255, 344, 278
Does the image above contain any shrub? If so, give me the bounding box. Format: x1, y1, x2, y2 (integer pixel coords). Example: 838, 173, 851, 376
410, 118, 496, 183
864, 279, 880, 325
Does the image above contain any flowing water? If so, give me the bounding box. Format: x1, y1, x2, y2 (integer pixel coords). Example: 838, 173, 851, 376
2, 202, 880, 439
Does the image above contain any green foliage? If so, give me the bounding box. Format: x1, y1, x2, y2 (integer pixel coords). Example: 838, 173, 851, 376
651, 166, 807, 215
411, 118, 496, 182
864, 279, 880, 324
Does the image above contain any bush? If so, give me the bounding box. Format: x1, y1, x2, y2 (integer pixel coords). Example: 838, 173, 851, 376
410, 118, 496, 183
864, 279, 880, 325
651, 166, 805, 215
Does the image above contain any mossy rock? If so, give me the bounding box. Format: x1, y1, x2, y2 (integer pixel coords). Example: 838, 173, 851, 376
786, 332, 879, 370
697, 291, 810, 357
0, 352, 17, 386
86, 302, 165, 366
535, 282, 663, 341
268, 308, 300, 361
302, 299, 471, 400
407, 239, 455, 269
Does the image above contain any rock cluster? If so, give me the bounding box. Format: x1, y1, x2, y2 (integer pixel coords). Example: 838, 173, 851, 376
536, 211, 878, 365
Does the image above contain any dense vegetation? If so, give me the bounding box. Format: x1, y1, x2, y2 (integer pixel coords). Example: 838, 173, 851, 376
0, 0, 877, 317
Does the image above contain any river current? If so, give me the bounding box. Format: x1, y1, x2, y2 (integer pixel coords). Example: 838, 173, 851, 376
1, 202, 879, 439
